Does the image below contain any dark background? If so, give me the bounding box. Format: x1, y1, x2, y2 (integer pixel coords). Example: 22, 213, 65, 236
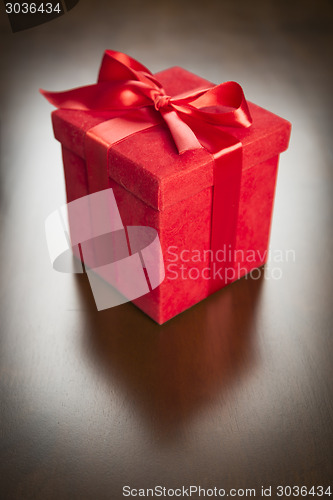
0, 1, 332, 499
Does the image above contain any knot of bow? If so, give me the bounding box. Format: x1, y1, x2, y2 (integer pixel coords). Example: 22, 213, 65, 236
153, 93, 171, 111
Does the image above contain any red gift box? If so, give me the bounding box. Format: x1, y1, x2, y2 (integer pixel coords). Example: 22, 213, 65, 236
42, 51, 291, 324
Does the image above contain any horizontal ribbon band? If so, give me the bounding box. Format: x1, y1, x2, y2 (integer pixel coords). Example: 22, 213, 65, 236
41, 50, 253, 290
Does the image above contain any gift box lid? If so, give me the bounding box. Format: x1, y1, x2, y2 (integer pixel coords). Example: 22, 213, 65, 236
52, 66, 291, 211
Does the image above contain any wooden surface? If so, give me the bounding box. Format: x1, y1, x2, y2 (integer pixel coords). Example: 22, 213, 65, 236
0, 1, 332, 499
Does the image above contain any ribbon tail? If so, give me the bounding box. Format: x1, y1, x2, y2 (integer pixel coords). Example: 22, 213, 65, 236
160, 109, 203, 154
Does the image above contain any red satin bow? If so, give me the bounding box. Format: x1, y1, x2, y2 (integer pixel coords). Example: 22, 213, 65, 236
40, 50, 252, 154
